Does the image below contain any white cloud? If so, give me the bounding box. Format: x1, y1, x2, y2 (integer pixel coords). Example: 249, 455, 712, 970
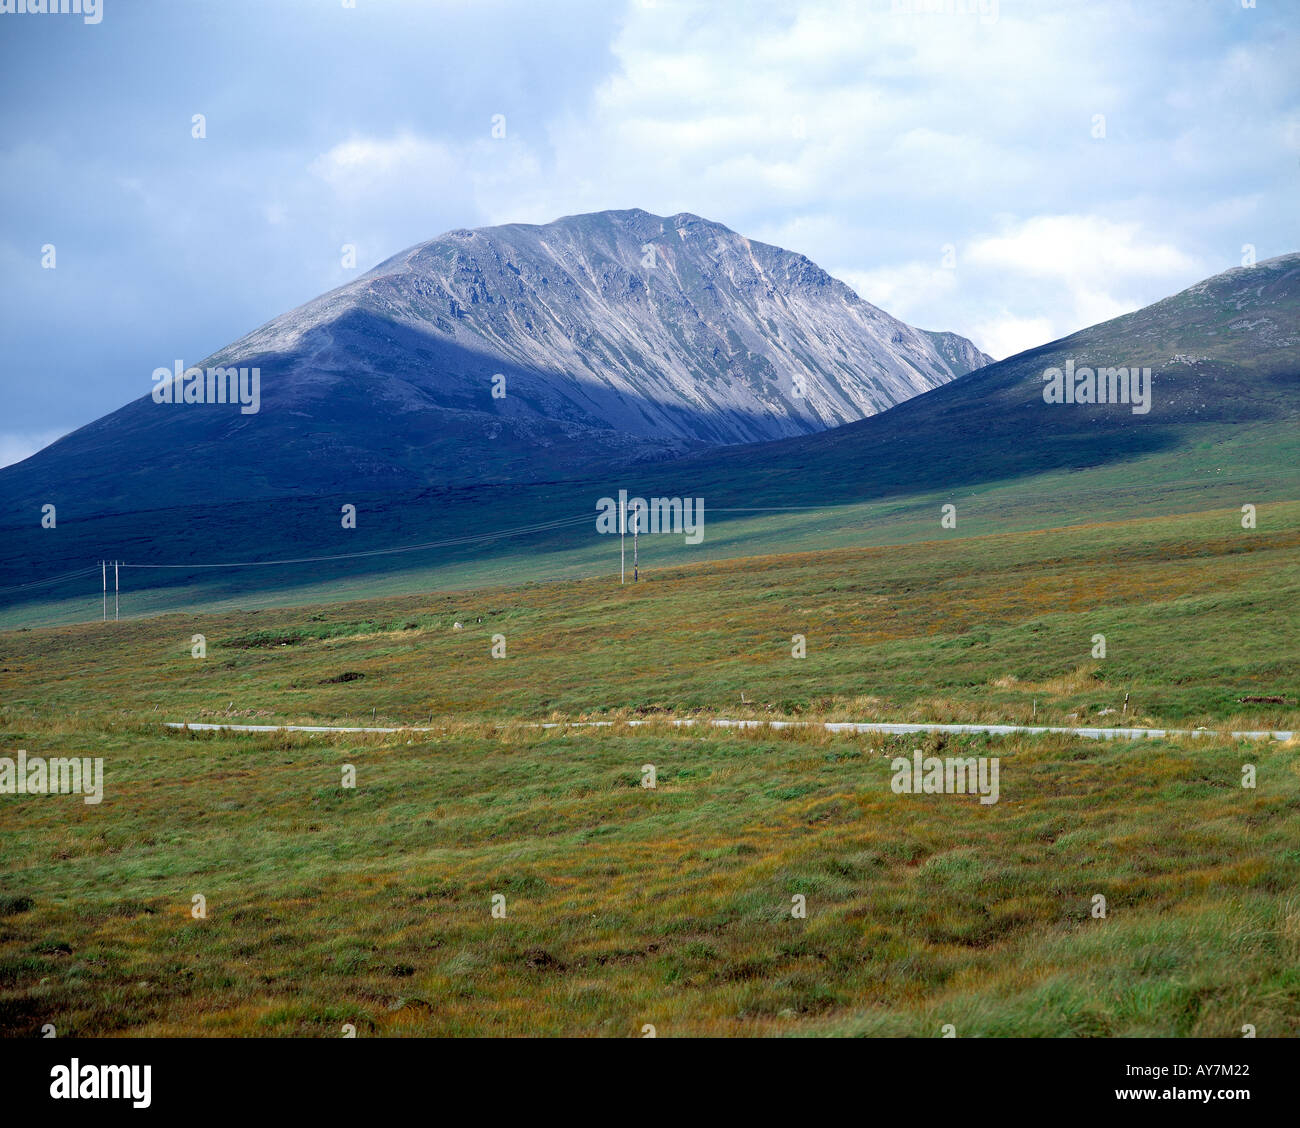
307, 131, 547, 246
310, 134, 457, 192
963, 213, 1203, 350
968, 315, 1057, 362
965, 215, 1200, 287
824, 213, 1205, 359
833, 262, 958, 323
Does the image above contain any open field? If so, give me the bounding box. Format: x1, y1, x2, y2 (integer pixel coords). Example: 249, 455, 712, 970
1, 502, 1297, 1035
3, 501, 1297, 733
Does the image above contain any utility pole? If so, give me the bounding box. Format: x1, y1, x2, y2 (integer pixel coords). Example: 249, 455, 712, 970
101, 560, 106, 622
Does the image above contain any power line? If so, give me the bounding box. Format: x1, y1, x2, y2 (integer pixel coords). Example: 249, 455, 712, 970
2, 499, 848, 610
0, 566, 99, 597
118, 513, 593, 571
110, 504, 857, 577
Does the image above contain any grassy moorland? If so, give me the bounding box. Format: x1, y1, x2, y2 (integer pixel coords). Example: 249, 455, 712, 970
0, 723, 1296, 1037
1, 502, 1296, 732
0, 502, 1297, 1036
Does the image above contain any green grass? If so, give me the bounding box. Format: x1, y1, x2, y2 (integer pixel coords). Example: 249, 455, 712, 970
0, 502, 1297, 1035
2, 501, 1296, 733
0, 724, 1295, 1036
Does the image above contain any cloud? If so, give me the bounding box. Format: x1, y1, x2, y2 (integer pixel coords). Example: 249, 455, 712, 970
830, 213, 1205, 359
968, 315, 1058, 362
833, 262, 958, 323
964, 215, 1201, 288
963, 214, 1203, 353
310, 133, 460, 194
306, 131, 547, 248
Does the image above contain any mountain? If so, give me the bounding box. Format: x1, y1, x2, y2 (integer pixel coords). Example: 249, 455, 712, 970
919, 329, 992, 378
1, 252, 1294, 628
0, 209, 988, 514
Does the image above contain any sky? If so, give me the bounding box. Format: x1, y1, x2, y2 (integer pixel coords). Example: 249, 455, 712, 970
1, 0, 1297, 468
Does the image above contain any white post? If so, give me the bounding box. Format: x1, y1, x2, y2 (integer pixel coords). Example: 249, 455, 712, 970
620, 493, 625, 585
114, 560, 119, 621
101, 561, 106, 622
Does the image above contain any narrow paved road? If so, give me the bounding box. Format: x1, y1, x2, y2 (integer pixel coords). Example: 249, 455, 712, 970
164, 719, 1294, 741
